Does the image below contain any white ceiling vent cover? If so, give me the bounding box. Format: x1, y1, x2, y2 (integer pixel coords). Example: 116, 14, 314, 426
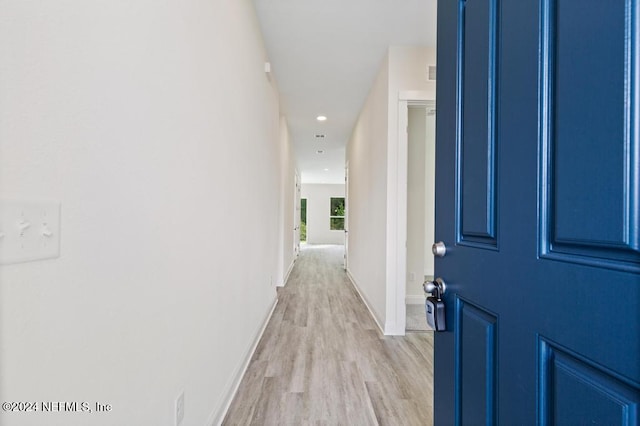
428, 65, 437, 81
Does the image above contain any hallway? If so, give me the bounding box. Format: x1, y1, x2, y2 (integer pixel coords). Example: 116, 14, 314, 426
223, 245, 434, 425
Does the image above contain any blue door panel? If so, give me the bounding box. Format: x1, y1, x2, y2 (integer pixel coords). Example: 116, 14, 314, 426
460, 0, 499, 245
435, 0, 640, 424
540, 0, 640, 270
456, 298, 497, 425
552, 0, 628, 245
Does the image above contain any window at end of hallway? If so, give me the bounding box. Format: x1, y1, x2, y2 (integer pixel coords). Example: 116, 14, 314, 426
330, 197, 345, 230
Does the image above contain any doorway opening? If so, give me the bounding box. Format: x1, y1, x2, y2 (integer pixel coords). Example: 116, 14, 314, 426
344, 162, 349, 270
400, 99, 436, 332
294, 170, 301, 258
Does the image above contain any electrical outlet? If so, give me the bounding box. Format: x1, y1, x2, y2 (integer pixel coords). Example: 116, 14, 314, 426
409, 272, 416, 282
175, 391, 184, 426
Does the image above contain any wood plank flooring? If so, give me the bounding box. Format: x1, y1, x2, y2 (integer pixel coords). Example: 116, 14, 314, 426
223, 245, 434, 426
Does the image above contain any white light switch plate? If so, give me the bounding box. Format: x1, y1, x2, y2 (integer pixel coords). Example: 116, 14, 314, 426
0, 200, 61, 264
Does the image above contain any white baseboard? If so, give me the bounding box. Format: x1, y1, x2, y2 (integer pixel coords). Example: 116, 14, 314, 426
207, 297, 278, 426
405, 295, 425, 305
279, 259, 295, 287
346, 269, 384, 335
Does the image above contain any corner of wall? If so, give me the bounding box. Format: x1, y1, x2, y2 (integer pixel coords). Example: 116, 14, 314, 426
346, 269, 385, 335
383, 44, 438, 339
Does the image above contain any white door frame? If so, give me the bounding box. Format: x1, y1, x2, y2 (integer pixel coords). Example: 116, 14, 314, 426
293, 169, 301, 257
344, 161, 349, 270
386, 91, 435, 335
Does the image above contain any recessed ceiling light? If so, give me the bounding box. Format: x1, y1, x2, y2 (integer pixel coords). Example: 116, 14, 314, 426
316, 115, 327, 121
317, 150, 324, 154
324, 168, 329, 171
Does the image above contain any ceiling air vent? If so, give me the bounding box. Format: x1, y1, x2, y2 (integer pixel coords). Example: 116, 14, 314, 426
428, 65, 437, 81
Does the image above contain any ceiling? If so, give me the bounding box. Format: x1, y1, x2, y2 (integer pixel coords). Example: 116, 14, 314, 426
252, 0, 438, 184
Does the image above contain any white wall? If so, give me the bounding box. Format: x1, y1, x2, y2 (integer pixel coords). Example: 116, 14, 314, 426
301, 184, 345, 245
0, 1, 293, 425
346, 46, 436, 334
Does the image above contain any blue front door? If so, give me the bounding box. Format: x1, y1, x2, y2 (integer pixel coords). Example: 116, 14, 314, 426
434, 0, 640, 424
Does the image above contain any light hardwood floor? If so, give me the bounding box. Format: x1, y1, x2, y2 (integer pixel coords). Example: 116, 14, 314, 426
222, 245, 434, 426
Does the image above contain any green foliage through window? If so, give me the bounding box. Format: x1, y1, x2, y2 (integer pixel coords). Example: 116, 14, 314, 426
300, 222, 307, 241
300, 199, 307, 241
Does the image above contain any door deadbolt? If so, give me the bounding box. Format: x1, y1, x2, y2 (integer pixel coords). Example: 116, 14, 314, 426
432, 241, 447, 257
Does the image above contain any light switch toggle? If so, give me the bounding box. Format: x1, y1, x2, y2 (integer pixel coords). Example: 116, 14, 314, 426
18, 220, 31, 235
41, 223, 53, 238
